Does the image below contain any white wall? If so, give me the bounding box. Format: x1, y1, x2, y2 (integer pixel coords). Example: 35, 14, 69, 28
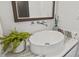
0, 1, 55, 35
58, 1, 79, 33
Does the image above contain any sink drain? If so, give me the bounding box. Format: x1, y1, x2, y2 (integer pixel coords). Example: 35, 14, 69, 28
45, 43, 50, 45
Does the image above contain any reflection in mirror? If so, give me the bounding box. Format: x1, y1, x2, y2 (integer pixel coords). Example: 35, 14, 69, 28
16, 1, 29, 17
12, 1, 55, 22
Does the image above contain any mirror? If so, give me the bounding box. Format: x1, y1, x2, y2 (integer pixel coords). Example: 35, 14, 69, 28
12, 1, 55, 22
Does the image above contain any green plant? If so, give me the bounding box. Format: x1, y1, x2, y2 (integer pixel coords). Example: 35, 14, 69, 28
0, 30, 31, 53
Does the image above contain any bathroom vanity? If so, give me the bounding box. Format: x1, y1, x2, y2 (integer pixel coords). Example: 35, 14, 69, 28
1, 31, 78, 57
0, 1, 79, 57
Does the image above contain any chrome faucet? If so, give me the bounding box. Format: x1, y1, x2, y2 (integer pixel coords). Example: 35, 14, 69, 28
37, 21, 48, 27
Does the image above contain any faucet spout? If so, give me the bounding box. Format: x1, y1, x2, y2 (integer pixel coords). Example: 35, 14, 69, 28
37, 21, 48, 27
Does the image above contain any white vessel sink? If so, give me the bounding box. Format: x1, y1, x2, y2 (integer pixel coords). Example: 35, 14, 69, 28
29, 30, 65, 56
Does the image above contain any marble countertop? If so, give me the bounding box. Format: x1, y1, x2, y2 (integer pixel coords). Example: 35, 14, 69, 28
1, 38, 78, 57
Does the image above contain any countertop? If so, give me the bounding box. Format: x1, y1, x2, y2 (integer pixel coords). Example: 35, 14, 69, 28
1, 38, 78, 57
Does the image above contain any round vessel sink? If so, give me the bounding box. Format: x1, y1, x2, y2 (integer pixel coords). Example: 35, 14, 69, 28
29, 30, 65, 56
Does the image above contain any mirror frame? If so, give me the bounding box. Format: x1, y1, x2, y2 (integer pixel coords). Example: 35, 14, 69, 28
12, 1, 55, 22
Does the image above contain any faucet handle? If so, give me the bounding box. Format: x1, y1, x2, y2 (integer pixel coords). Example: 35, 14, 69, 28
42, 21, 47, 23
31, 21, 34, 24
37, 21, 47, 24
37, 21, 40, 24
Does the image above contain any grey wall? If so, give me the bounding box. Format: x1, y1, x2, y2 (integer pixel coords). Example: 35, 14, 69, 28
0, 1, 56, 35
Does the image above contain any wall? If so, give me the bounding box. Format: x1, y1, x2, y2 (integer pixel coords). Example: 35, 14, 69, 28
57, 1, 79, 57
58, 1, 79, 33
0, 1, 56, 35
1, 1, 79, 34
0, 23, 3, 36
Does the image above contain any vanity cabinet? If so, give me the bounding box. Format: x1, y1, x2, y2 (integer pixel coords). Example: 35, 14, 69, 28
75, 43, 79, 57
65, 44, 78, 57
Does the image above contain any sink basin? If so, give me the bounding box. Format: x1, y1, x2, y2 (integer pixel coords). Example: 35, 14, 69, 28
29, 30, 65, 56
